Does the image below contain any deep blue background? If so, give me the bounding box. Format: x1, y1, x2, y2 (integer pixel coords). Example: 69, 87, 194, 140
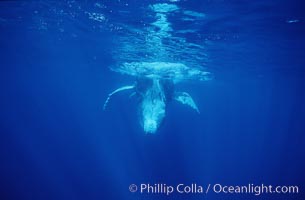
0, 1, 304, 199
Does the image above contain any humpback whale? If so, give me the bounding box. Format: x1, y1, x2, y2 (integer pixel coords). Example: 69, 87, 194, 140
103, 61, 211, 134
103, 3, 211, 133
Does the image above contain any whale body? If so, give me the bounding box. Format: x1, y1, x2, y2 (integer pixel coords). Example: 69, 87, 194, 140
103, 62, 210, 134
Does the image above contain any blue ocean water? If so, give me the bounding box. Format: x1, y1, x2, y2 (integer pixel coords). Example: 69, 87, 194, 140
0, 0, 304, 200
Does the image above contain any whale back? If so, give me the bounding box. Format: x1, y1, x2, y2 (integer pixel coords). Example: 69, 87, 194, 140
112, 62, 212, 83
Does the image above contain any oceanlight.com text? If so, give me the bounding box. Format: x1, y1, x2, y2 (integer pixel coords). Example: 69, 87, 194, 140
129, 183, 299, 196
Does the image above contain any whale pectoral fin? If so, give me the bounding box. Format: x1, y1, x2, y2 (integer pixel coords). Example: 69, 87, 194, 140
174, 92, 200, 113
103, 85, 135, 110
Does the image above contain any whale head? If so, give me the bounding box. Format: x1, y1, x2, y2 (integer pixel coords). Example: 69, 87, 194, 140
141, 79, 166, 134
